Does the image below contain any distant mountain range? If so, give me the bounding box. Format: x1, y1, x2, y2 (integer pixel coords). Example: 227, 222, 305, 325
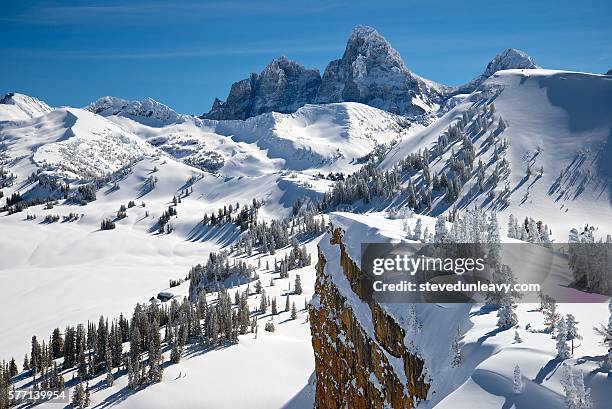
202, 25, 538, 121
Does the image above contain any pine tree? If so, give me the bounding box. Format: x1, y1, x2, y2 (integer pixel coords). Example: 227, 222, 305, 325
84, 383, 91, 408
285, 294, 290, 312
565, 314, 582, 355
148, 318, 163, 383
259, 289, 268, 314
72, 383, 86, 408
497, 298, 518, 329
414, 218, 423, 241
594, 298, 612, 368
291, 302, 298, 320
294, 275, 302, 295
23, 353, 29, 371
271, 297, 278, 316
434, 215, 448, 243
542, 295, 560, 333
513, 365, 523, 394
556, 318, 571, 359
561, 364, 592, 409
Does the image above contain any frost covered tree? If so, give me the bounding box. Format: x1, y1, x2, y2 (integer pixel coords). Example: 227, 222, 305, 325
560, 364, 592, 409
556, 318, 571, 359
434, 215, 448, 244
542, 295, 561, 333
497, 297, 518, 329
414, 218, 423, 241
513, 365, 523, 394
565, 314, 582, 355
450, 326, 462, 367
594, 299, 612, 368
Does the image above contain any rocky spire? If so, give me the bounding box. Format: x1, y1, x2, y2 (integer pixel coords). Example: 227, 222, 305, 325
202, 56, 321, 120
316, 25, 445, 118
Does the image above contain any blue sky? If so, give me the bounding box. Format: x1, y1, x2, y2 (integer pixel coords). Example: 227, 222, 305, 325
1, 0, 610, 114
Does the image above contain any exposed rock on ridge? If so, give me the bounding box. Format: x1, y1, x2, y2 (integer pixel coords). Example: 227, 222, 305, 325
204, 56, 321, 120
309, 227, 429, 408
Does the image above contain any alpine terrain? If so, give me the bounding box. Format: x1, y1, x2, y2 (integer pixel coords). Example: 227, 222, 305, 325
0, 25, 610, 409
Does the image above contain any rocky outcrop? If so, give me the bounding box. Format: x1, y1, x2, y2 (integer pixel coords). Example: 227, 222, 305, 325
309, 227, 429, 408
453, 48, 538, 94
203, 56, 321, 120
316, 25, 446, 118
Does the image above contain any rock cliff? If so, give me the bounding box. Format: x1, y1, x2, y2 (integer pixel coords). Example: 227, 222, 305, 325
309, 225, 430, 408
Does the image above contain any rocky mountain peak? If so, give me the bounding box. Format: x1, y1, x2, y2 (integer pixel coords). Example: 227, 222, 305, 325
483, 48, 538, 78
343, 25, 406, 71
202, 56, 321, 120
316, 26, 444, 118
453, 48, 538, 95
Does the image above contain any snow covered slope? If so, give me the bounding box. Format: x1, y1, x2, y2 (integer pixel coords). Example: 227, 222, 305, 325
104, 101, 421, 175
214, 102, 421, 173
0, 92, 52, 121
381, 69, 612, 235
0, 107, 157, 180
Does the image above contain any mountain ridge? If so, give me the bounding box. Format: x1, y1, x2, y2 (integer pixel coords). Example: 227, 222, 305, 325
202, 26, 539, 121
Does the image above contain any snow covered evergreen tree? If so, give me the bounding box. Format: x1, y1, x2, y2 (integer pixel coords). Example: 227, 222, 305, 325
565, 314, 582, 355
291, 302, 298, 320
561, 364, 592, 409
594, 299, 612, 368
556, 318, 571, 359
513, 365, 523, 394
434, 215, 448, 243
294, 275, 303, 295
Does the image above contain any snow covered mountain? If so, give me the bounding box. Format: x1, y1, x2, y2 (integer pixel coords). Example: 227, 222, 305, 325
380, 69, 612, 234
203, 26, 538, 122
86, 96, 187, 126
315, 25, 446, 118
0, 107, 157, 181
1, 25, 611, 409
453, 48, 539, 94
0, 92, 53, 121
203, 56, 321, 120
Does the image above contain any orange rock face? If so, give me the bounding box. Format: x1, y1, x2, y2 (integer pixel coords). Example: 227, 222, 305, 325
309, 229, 429, 408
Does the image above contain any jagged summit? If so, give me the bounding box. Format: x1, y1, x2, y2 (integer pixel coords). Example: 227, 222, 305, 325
86, 96, 184, 125
204, 25, 445, 121
343, 25, 406, 71
453, 48, 538, 94
316, 25, 445, 118
483, 48, 538, 77
202, 55, 321, 120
